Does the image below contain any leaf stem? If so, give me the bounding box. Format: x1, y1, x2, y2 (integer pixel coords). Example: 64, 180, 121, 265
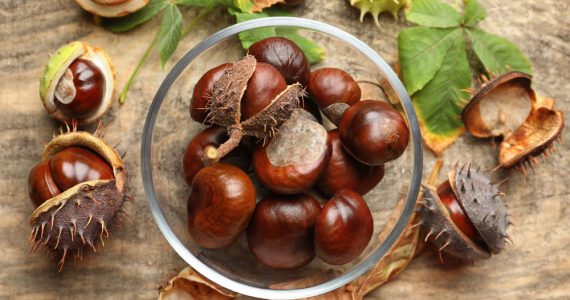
118, 6, 215, 105
182, 6, 215, 37
119, 29, 160, 105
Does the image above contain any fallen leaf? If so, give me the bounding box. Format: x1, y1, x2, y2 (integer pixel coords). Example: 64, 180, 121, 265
159, 267, 238, 300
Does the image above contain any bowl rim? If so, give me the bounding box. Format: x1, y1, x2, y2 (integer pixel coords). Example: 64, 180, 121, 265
141, 16, 423, 299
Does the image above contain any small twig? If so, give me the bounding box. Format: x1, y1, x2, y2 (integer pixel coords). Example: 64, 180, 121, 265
119, 30, 160, 105
118, 6, 215, 104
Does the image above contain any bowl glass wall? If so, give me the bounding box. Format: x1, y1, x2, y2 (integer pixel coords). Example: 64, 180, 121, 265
142, 17, 422, 299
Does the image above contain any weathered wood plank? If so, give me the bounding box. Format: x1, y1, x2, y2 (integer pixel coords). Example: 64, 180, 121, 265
0, 0, 568, 299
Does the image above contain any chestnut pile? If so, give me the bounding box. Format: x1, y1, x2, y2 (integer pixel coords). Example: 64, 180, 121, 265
183, 37, 410, 269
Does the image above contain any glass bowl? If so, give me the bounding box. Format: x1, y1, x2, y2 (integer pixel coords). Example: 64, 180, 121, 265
142, 17, 422, 299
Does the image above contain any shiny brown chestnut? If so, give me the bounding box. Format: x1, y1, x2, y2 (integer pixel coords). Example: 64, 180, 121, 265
437, 180, 485, 246
28, 146, 113, 207
187, 164, 256, 249
55, 59, 105, 118
246, 193, 321, 269
182, 126, 251, 186
316, 130, 384, 197
308, 68, 361, 124
49, 146, 114, 191
241, 62, 287, 120
314, 189, 374, 265
248, 37, 311, 86
339, 100, 409, 166
252, 114, 331, 194
28, 160, 62, 208
190, 63, 229, 123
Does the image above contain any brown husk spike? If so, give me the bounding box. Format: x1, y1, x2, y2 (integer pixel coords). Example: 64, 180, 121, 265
450, 164, 509, 254
462, 71, 564, 172
421, 163, 511, 261
29, 123, 128, 271
204, 55, 303, 162
422, 186, 491, 261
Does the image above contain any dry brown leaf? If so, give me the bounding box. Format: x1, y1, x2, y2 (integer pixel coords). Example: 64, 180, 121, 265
251, 0, 286, 12
159, 267, 238, 300
270, 270, 356, 300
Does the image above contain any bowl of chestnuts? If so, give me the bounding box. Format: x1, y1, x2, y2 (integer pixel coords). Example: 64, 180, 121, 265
142, 17, 422, 299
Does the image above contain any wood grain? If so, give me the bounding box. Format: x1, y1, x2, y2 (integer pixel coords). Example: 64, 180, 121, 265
0, 0, 569, 299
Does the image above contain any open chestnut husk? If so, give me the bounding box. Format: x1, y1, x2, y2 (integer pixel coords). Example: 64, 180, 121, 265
462, 71, 564, 171
248, 37, 311, 86
75, 0, 149, 17
187, 164, 256, 249
252, 111, 332, 194
421, 164, 511, 261
246, 193, 320, 269
40, 41, 115, 125
28, 123, 127, 270
314, 189, 373, 265
308, 68, 361, 125
316, 130, 384, 197
339, 100, 409, 166
200, 55, 304, 162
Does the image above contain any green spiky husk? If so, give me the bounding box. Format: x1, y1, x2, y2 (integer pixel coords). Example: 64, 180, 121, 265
349, 0, 410, 26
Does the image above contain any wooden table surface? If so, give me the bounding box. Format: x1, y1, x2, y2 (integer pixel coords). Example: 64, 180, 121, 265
1, 0, 569, 299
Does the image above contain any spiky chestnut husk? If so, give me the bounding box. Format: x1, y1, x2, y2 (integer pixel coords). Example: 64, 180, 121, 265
421, 163, 511, 261
40, 41, 115, 125
349, 0, 410, 26
75, 0, 149, 17
462, 72, 534, 139
499, 107, 564, 171
204, 55, 304, 162
462, 71, 564, 172
29, 123, 128, 271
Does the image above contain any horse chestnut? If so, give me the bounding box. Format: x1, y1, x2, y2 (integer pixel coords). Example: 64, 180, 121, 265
190, 63, 229, 123
437, 180, 484, 246
182, 126, 251, 186
248, 37, 310, 86
252, 113, 331, 194
29, 146, 113, 207
241, 62, 287, 120
187, 164, 256, 249
339, 100, 409, 166
421, 164, 511, 260
316, 130, 384, 197
246, 193, 320, 269
308, 68, 361, 124
40, 41, 115, 125
28, 161, 62, 208
55, 59, 105, 119
314, 189, 373, 265
28, 125, 127, 270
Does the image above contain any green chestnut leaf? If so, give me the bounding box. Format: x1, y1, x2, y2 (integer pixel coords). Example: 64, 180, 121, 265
158, 5, 183, 68
398, 27, 458, 95
231, 7, 325, 64
406, 0, 461, 28
467, 28, 533, 75
101, 0, 169, 33
398, 0, 531, 154
461, 0, 487, 27
413, 30, 471, 153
